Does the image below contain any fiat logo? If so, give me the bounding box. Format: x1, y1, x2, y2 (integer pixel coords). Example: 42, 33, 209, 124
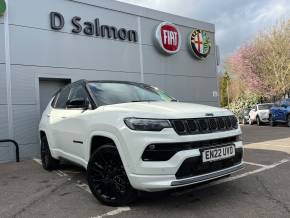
155, 22, 181, 55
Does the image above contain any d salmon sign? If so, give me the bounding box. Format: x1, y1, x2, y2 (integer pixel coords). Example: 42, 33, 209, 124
189, 29, 211, 59
155, 22, 181, 55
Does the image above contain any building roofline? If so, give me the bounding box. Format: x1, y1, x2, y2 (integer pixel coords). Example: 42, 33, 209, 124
68, 0, 215, 32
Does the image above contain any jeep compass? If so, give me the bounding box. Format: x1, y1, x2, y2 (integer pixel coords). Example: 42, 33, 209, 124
39, 80, 243, 206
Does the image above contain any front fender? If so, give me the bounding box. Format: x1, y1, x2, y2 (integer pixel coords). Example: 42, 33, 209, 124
86, 131, 134, 174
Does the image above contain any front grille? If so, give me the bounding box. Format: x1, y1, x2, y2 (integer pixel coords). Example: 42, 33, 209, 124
171, 116, 238, 135
175, 148, 243, 179
142, 136, 239, 161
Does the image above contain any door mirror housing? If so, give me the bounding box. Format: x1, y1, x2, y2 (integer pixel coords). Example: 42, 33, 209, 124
66, 98, 89, 109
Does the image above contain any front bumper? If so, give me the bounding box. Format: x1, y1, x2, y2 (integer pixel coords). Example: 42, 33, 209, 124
129, 163, 244, 191
118, 126, 243, 191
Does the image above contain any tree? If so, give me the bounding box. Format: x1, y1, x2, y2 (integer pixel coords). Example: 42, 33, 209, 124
219, 72, 230, 107
255, 20, 290, 99
225, 19, 290, 101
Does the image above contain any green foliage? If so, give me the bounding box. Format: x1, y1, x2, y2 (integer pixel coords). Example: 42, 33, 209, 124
227, 92, 261, 117
219, 72, 230, 107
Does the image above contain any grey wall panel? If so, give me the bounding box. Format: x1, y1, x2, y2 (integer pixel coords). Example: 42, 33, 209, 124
9, 26, 141, 73
11, 66, 36, 105
0, 24, 5, 63
164, 75, 218, 104
12, 64, 141, 83
143, 73, 165, 90
13, 105, 39, 145
142, 46, 217, 78
19, 143, 39, 159
144, 73, 218, 105
0, 105, 9, 139
68, 69, 141, 82
9, 0, 138, 32
0, 105, 10, 162
0, 146, 10, 163
0, 64, 7, 104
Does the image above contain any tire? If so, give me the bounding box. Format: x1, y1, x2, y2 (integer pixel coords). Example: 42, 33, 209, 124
269, 115, 276, 127
40, 135, 60, 171
256, 116, 261, 126
242, 118, 247, 125
87, 144, 137, 206
248, 118, 253, 125
287, 114, 290, 127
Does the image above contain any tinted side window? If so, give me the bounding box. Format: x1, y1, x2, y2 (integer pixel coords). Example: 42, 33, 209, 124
55, 86, 70, 109
68, 85, 89, 102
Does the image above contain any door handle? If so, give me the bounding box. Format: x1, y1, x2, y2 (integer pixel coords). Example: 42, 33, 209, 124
47, 114, 51, 118
61, 116, 67, 119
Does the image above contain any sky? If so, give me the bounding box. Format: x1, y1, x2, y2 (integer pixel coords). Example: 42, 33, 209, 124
117, 0, 290, 69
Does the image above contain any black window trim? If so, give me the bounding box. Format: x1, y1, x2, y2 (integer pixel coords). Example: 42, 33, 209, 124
51, 80, 97, 110
52, 79, 175, 110
66, 83, 93, 110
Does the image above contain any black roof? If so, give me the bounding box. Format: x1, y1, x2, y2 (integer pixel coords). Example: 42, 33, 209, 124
75, 79, 152, 87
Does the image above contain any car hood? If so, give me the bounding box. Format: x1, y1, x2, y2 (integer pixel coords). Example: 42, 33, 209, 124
102, 102, 233, 119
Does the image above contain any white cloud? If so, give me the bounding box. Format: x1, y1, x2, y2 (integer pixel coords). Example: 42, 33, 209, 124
117, 0, 290, 65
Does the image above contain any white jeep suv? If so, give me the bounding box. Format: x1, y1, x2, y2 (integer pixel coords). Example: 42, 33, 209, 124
39, 80, 243, 206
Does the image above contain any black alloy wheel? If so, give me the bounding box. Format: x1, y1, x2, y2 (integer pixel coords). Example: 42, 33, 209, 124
41, 136, 60, 171
256, 116, 261, 126
249, 118, 253, 125
269, 115, 276, 127
87, 144, 137, 206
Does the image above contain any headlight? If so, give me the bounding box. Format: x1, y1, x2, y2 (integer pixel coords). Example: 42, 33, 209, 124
124, 118, 172, 131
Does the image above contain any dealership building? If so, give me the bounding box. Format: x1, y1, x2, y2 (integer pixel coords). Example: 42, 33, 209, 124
0, 0, 219, 163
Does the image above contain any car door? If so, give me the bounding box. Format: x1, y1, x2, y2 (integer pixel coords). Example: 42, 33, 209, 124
55, 83, 92, 163
280, 101, 288, 121
271, 101, 280, 121
249, 106, 257, 121
48, 85, 71, 152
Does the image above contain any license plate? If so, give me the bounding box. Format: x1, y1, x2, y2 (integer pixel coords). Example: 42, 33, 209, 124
202, 145, 235, 163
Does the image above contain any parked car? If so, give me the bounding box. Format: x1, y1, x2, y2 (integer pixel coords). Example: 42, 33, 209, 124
248, 103, 273, 126
269, 98, 290, 127
39, 80, 243, 206
239, 108, 251, 125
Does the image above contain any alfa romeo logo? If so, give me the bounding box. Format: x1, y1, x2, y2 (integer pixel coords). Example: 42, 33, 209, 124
155, 22, 181, 55
0, 0, 6, 16
189, 29, 211, 59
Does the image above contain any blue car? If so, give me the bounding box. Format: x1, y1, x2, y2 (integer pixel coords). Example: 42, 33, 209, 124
269, 98, 290, 127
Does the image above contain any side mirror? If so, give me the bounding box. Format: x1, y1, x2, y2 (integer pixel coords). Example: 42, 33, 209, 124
66, 98, 89, 109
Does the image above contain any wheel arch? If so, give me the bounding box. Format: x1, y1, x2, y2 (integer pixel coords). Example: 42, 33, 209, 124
40, 130, 46, 139
87, 131, 132, 173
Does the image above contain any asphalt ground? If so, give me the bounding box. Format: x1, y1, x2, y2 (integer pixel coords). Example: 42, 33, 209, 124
0, 125, 290, 218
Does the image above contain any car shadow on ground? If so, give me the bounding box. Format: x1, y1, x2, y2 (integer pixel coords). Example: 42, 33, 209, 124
241, 125, 290, 145
57, 148, 290, 209
125, 149, 290, 217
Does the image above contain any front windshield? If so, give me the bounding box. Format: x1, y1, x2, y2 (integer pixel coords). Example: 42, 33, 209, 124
258, 104, 273, 110
88, 82, 176, 106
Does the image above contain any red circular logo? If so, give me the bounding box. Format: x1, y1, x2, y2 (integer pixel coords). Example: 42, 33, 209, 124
155, 22, 181, 55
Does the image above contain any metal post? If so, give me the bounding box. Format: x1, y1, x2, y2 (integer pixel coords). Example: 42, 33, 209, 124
0, 140, 19, 162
